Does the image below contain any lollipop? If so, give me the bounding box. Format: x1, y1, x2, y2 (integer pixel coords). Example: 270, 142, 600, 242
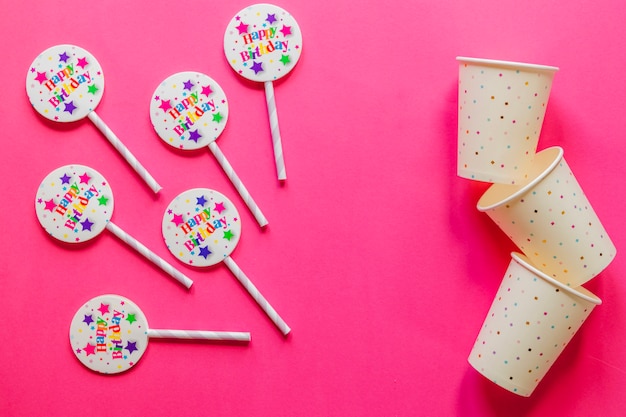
162, 188, 290, 335
70, 294, 250, 374
150, 71, 268, 227
224, 4, 303, 181
35, 164, 193, 289
26, 44, 162, 193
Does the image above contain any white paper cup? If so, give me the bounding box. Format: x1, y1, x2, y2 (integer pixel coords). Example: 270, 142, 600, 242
468, 252, 601, 397
457, 57, 558, 184
477, 146, 616, 287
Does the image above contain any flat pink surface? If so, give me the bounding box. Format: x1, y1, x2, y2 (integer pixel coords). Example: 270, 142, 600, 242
2, 1, 625, 415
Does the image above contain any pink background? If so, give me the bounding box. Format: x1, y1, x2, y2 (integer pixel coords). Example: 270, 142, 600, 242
2, 0, 626, 415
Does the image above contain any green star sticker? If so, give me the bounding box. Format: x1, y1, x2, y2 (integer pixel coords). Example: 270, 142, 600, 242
279, 54, 291, 65
87, 84, 99, 95
223, 230, 234, 241
212, 112, 223, 123
126, 314, 137, 324
97, 195, 109, 206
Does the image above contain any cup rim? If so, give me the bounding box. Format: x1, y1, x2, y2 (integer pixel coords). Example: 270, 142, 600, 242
476, 146, 564, 211
457, 56, 559, 73
511, 252, 602, 305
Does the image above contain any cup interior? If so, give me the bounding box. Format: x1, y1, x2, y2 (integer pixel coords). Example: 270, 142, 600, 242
476, 147, 564, 211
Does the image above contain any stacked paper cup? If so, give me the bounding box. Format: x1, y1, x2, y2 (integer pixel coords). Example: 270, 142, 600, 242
457, 57, 617, 396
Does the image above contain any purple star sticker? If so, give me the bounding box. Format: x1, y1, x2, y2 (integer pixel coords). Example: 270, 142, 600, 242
59, 51, 70, 62
83, 314, 94, 326
125, 341, 138, 354
183, 80, 194, 91
198, 246, 212, 259
63, 101, 77, 114
188, 129, 202, 142
266, 13, 277, 24
81, 218, 94, 231
60, 173, 72, 184
250, 61, 264, 74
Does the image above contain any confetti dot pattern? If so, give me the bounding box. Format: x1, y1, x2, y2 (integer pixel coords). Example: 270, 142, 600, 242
35, 164, 114, 243
468, 253, 600, 397
478, 147, 616, 286
150, 71, 229, 150
457, 57, 557, 184
69, 294, 149, 374
224, 3, 302, 83
162, 188, 241, 267
26, 44, 104, 122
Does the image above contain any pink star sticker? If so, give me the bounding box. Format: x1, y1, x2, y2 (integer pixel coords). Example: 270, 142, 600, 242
214, 202, 226, 214
97, 303, 110, 315
76, 57, 88, 69
236, 21, 248, 34
44, 199, 57, 212
280, 25, 292, 36
35, 71, 48, 84
171, 213, 184, 226
83, 343, 96, 356
201, 85, 213, 97
79, 172, 91, 184
159, 99, 172, 112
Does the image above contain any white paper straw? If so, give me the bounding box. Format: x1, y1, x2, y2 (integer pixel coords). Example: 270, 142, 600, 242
147, 329, 251, 342
208, 141, 268, 227
264, 81, 287, 181
105, 221, 194, 289
87, 111, 162, 193
223, 256, 290, 335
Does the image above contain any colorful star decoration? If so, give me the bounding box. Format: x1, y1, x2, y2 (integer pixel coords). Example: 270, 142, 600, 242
126, 313, 137, 324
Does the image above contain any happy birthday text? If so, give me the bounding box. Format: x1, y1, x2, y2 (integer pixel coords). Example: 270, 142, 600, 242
55, 182, 100, 230
180, 207, 228, 251
239, 27, 289, 62
95, 310, 125, 359
42, 64, 93, 108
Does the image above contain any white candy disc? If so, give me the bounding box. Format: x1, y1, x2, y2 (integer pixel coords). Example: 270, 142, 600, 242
224, 3, 303, 82
26, 44, 104, 122
69, 294, 149, 374
150, 72, 229, 150
162, 189, 241, 267
35, 164, 114, 243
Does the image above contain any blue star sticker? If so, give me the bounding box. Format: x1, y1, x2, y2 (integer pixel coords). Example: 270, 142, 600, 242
196, 195, 208, 206
198, 246, 212, 259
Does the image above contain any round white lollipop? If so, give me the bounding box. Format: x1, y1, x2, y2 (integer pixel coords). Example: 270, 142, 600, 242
150, 71, 268, 227
35, 164, 193, 288
162, 188, 290, 335
26, 44, 162, 193
70, 294, 250, 374
224, 3, 303, 180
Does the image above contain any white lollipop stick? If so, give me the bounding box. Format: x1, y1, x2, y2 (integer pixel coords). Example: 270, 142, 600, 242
106, 221, 193, 289
208, 141, 268, 227
223, 256, 291, 336
264, 81, 287, 181
87, 111, 162, 193
147, 329, 251, 342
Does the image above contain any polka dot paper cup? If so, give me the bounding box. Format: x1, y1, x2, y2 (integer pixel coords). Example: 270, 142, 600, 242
457, 57, 558, 184
477, 146, 616, 287
468, 252, 601, 397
